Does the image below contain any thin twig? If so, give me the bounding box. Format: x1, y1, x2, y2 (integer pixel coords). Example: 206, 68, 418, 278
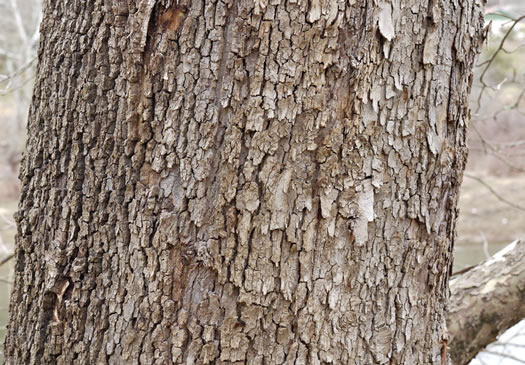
496, 140, 525, 149
474, 15, 525, 113
490, 342, 525, 349
472, 150, 525, 173
471, 123, 525, 159
479, 231, 490, 259
0, 48, 21, 60
0, 72, 36, 95
464, 173, 525, 211
0, 253, 14, 267
451, 264, 477, 277
478, 357, 489, 365
469, 148, 525, 157
483, 350, 525, 364
7, 0, 28, 43
0, 58, 36, 83
0, 212, 16, 228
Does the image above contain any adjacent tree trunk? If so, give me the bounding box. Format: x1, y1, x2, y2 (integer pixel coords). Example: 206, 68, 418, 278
5, 0, 485, 364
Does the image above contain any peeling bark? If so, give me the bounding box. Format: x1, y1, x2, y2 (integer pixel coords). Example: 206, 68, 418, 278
5, 0, 485, 364
448, 239, 525, 365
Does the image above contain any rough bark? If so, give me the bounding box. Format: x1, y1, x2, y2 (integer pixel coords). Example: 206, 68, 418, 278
5, 0, 485, 364
448, 239, 525, 365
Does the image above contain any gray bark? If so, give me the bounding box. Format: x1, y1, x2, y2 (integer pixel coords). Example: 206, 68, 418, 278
5, 0, 485, 364
448, 239, 525, 365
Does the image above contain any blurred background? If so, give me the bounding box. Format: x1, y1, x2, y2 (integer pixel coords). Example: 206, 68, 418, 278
0, 0, 524, 363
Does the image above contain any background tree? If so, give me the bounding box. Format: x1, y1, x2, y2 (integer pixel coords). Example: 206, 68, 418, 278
3, 0, 487, 364
0, 0, 41, 199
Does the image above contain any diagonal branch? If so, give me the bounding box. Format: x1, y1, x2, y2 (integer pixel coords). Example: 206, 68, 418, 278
464, 173, 525, 211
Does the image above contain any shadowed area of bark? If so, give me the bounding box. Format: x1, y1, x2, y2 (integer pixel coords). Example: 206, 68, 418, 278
448, 239, 525, 365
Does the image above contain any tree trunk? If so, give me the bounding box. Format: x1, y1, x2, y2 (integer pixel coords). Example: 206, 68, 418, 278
5, 0, 485, 364
448, 239, 525, 365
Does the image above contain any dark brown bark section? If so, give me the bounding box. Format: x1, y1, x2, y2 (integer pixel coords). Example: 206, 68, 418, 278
5, 0, 485, 364
448, 239, 525, 365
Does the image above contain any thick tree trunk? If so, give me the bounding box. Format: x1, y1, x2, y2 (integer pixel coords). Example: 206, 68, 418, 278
448, 239, 525, 365
5, 0, 485, 364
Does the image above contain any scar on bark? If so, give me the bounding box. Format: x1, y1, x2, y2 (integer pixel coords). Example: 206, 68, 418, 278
158, 5, 187, 33
40, 277, 72, 333
441, 327, 449, 365
52, 279, 71, 324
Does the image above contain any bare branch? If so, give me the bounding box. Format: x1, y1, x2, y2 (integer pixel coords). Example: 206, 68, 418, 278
0, 253, 14, 267
448, 239, 525, 365
0, 57, 36, 83
464, 173, 525, 211
0, 48, 21, 60
474, 15, 525, 113
479, 231, 490, 259
0, 72, 36, 95
483, 350, 525, 364
7, 0, 28, 43
490, 342, 525, 349
0, 278, 13, 285
496, 139, 525, 149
